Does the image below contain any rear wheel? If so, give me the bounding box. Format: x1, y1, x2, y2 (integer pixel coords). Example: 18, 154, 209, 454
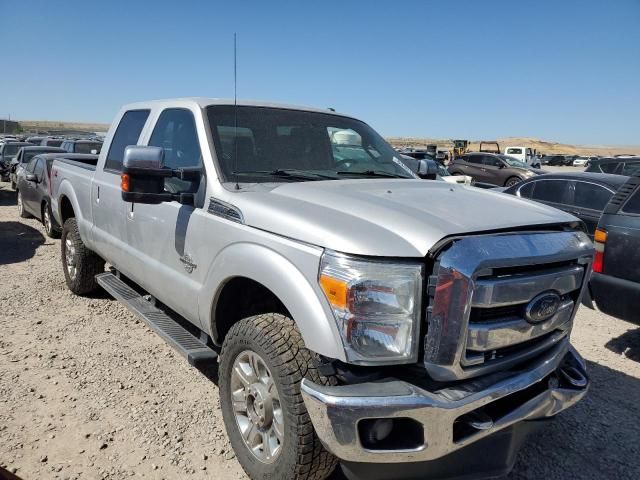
219, 314, 337, 480
43, 202, 61, 239
17, 190, 30, 218
505, 176, 522, 187
61, 218, 105, 295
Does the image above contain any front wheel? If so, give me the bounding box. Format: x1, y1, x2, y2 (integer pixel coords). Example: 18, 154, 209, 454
505, 176, 522, 187
219, 314, 337, 480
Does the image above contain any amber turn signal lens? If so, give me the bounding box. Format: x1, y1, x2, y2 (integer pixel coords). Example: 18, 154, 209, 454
121, 173, 130, 192
594, 229, 607, 243
319, 274, 348, 310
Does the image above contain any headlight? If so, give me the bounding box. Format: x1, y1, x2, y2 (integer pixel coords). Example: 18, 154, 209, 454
319, 251, 423, 364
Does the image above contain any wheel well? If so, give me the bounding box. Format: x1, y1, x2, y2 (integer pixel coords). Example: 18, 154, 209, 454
212, 277, 290, 345
60, 196, 75, 224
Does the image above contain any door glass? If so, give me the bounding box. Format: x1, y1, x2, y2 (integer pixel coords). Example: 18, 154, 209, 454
531, 180, 567, 204
518, 182, 535, 198
599, 162, 620, 174
26, 157, 38, 173
573, 182, 613, 211
105, 109, 150, 171
621, 162, 640, 176
33, 159, 45, 181
466, 155, 482, 164
482, 156, 502, 167
622, 187, 640, 214
149, 108, 202, 193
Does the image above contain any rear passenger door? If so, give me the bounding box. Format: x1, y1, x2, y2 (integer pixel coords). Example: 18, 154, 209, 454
569, 181, 615, 238
91, 109, 150, 269
480, 155, 504, 185
460, 154, 484, 180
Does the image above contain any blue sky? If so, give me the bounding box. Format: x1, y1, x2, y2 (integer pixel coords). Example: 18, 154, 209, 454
0, 0, 638, 144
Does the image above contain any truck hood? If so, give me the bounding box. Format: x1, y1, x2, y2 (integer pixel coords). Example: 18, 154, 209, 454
232, 179, 578, 257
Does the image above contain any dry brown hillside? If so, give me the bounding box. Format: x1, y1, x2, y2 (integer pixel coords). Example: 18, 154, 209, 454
387, 136, 639, 157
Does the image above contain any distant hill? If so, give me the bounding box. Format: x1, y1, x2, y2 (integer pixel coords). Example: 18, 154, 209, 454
387, 136, 639, 157
18, 120, 110, 134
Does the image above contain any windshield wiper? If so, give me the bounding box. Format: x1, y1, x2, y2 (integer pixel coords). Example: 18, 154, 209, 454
232, 169, 336, 181
336, 170, 407, 178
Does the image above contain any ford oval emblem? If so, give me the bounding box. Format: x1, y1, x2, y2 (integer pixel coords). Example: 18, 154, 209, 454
525, 292, 561, 324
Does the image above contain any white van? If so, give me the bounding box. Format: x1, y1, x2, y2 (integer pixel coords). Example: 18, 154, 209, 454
504, 146, 540, 168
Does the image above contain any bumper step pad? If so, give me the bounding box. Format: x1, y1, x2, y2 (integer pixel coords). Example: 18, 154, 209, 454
95, 272, 217, 367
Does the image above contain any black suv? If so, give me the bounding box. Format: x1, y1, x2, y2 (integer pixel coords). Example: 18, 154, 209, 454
584, 156, 640, 176
584, 175, 640, 324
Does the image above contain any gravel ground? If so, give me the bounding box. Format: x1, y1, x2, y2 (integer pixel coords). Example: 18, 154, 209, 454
1, 180, 639, 480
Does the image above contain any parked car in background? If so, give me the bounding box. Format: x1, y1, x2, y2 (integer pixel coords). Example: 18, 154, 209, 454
585, 156, 640, 176
25, 135, 46, 145
16, 153, 98, 237
448, 152, 545, 186
504, 146, 540, 168
9, 145, 66, 189
40, 137, 64, 147
503, 172, 628, 238
0, 141, 31, 181
572, 156, 589, 167
584, 175, 640, 324
60, 139, 103, 154
541, 155, 566, 166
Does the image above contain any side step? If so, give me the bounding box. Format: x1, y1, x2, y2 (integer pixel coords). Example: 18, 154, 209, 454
95, 272, 218, 368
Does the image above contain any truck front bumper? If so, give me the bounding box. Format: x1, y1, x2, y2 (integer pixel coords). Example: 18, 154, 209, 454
301, 344, 588, 466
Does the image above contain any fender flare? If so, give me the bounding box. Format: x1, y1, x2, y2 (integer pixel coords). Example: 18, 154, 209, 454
199, 242, 346, 361
55, 180, 92, 245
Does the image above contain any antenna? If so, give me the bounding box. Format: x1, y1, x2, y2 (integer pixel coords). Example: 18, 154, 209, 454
233, 33, 240, 190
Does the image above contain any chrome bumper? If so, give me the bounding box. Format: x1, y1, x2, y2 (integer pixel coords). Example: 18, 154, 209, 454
301, 344, 588, 464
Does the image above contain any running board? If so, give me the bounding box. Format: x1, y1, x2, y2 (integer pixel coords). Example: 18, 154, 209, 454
95, 272, 218, 368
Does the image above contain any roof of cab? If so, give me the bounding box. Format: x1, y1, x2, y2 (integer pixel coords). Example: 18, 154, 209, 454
119, 97, 353, 118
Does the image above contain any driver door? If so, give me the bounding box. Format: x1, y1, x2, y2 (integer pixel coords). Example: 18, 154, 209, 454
481, 155, 504, 185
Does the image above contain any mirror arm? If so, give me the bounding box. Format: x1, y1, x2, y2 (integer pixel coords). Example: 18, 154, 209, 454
173, 167, 202, 181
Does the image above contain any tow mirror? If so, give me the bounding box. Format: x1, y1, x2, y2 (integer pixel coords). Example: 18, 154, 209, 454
121, 146, 201, 206
417, 159, 439, 180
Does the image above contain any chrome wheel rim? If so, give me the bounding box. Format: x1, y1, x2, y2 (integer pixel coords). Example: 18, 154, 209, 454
44, 207, 52, 233
65, 238, 77, 280
230, 350, 283, 463
17, 192, 23, 215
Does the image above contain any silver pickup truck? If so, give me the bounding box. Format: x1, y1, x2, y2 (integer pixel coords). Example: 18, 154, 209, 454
51, 98, 593, 480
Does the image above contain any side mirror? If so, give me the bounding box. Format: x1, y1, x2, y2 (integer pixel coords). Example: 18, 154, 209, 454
498, 163, 505, 169
121, 146, 201, 205
25, 173, 37, 182
417, 159, 439, 180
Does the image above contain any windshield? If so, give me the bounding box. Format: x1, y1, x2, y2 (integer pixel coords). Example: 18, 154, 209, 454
207, 106, 415, 183
75, 142, 102, 154
501, 155, 528, 168
2, 144, 23, 157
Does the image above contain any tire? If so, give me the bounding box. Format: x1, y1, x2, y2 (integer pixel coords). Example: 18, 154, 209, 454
219, 314, 337, 480
504, 176, 522, 187
17, 190, 30, 218
43, 201, 61, 239
61, 217, 105, 295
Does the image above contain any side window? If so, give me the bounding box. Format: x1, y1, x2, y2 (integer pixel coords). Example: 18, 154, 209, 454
483, 156, 502, 167
466, 155, 482, 164
621, 162, 640, 176
599, 162, 619, 174
518, 181, 535, 198
149, 108, 202, 193
531, 180, 568, 204
622, 187, 640, 215
507, 148, 522, 155
104, 109, 150, 172
33, 159, 45, 181
572, 182, 613, 211
149, 108, 202, 169
26, 157, 38, 173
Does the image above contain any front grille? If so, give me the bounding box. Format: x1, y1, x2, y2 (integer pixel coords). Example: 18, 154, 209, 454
423, 231, 594, 382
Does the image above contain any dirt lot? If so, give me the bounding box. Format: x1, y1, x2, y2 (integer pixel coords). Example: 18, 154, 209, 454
1, 180, 639, 480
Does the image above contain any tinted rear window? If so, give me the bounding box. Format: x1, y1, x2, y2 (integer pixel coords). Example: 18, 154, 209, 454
75, 142, 102, 154
621, 161, 640, 176
573, 182, 613, 211
531, 180, 567, 203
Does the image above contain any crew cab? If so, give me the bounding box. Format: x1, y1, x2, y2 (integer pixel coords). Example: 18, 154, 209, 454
51, 98, 593, 480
